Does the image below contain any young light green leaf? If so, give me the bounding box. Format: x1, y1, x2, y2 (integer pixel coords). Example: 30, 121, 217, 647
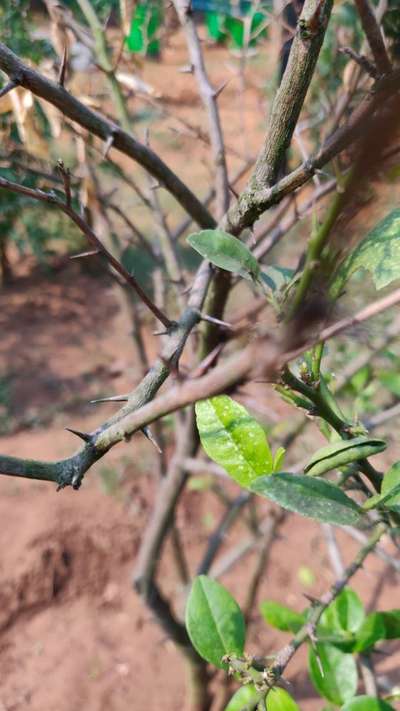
224, 685, 261, 711
272, 446, 286, 472
341, 696, 396, 711
266, 687, 300, 711
331, 208, 400, 294
250, 473, 362, 525
304, 437, 386, 477
260, 600, 305, 633
309, 643, 358, 705
195, 396, 273, 488
319, 588, 365, 635
187, 229, 260, 282
185, 575, 245, 669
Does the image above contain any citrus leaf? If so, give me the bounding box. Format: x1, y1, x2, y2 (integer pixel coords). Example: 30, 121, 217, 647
331, 208, 400, 294
304, 437, 386, 477
260, 265, 294, 292
187, 229, 260, 282
224, 685, 261, 711
341, 696, 396, 711
381, 462, 400, 512
185, 576, 245, 669
273, 446, 286, 472
353, 612, 387, 652
309, 643, 358, 705
250, 473, 362, 525
195, 396, 273, 488
266, 687, 300, 710
260, 600, 305, 633
320, 588, 364, 635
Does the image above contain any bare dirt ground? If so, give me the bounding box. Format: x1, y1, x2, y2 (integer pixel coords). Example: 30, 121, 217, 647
1, 25, 399, 711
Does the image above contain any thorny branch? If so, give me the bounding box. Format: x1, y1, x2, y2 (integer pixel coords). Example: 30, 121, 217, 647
227, 522, 387, 691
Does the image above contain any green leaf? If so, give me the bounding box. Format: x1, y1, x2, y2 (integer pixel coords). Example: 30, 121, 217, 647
341, 696, 396, 711
319, 588, 365, 635
260, 600, 305, 633
185, 576, 245, 669
363, 462, 400, 512
353, 612, 387, 652
381, 462, 400, 512
260, 266, 294, 292
331, 208, 400, 294
266, 687, 300, 711
224, 685, 261, 711
378, 371, 400, 398
187, 229, 260, 282
380, 610, 400, 639
250, 474, 362, 525
273, 447, 286, 472
304, 437, 386, 477
308, 643, 358, 705
195, 396, 273, 488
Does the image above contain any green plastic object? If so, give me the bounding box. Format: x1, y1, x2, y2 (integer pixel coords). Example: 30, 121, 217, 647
206, 12, 228, 42
225, 11, 267, 49
126, 1, 162, 57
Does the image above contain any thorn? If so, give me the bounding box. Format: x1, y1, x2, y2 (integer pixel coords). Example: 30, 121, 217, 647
0, 78, 18, 100
58, 44, 68, 87
90, 394, 129, 403
141, 426, 162, 454
56, 159, 72, 206
303, 593, 321, 605
65, 427, 92, 443
153, 328, 169, 336
103, 130, 117, 159
149, 180, 161, 190
190, 343, 224, 378
178, 64, 194, 74
200, 313, 233, 330
70, 249, 100, 260
229, 183, 239, 199
213, 77, 231, 100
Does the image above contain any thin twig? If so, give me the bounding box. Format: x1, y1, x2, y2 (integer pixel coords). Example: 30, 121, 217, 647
354, 0, 392, 75
0, 42, 215, 230
173, 0, 230, 217
0, 175, 171, 327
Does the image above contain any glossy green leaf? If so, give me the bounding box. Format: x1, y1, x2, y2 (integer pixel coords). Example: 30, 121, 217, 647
266, 687, 300, 710
187, 229, 260, 282
304, 437, 386, 477
195, 396, 273, 488
260, 600, 305, 633
308, 643, 358, 705
224, 685, 261, 711
353, 612, 387, 652
341, 696, 396, 711
251, 473, 362, 525
320, 588, 365, 635
331, 208, 400, 294
186, 576, 245, 669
